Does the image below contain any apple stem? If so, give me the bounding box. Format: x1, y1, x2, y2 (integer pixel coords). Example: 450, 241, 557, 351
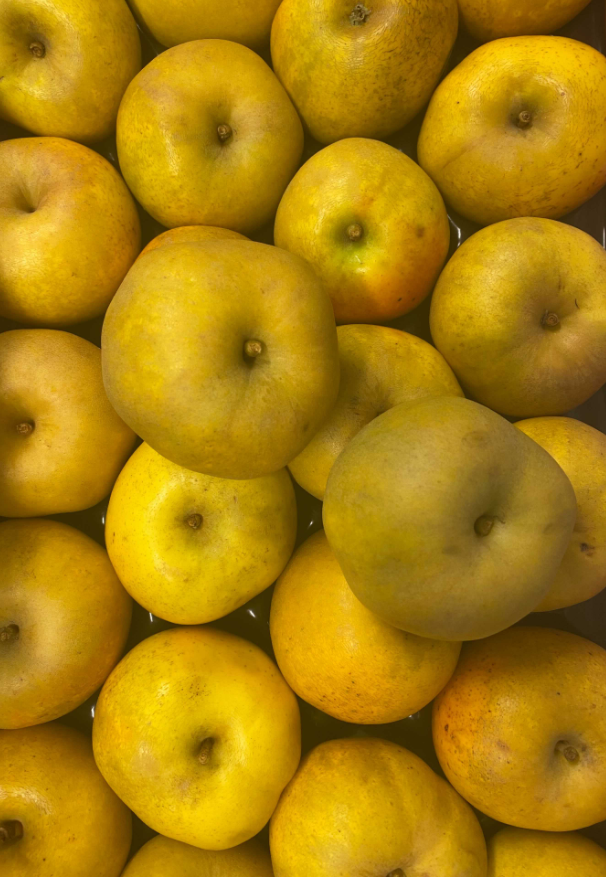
186, 514, 203, 530
516, 110, 532, 129
0, 821, 23, 844
555, 740, 579, 763
474, 515, 494, 537
29, 41, 45, 59
346, 223, 364, 242
350, 3, 372, 25
15, 421, 34, 435
217, 124, 233, 144
0, 624, 19, 643
541, 311, 560, 328
244, 339, 263, 359
198, 737, 215, 764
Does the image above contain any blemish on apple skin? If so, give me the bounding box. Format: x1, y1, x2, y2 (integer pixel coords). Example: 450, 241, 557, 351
580, 542, 595, 555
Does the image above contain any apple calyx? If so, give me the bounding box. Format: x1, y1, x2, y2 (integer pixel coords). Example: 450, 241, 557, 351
29, 41, 45, 59
555, 739, 580, 763
0, 821, 23, 845
244, 339, 264, 359
15, 420, 34, 436
516, 110, 532, 129
0, 624, 19, 643
474, 515, 495, 537
198, 737, 215, 764
350, 3, 372, 25
541, 311, 560, 329
186, 514, 203, 530
217, 124, 233, 144
346, 223, 364, 242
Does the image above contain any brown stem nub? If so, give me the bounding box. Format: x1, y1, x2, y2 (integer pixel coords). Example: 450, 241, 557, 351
350, 3, 372, 25
244, 339, 263, 359
541, 311, 560, 328
198, 737, 215, 765
29, 41, 45, 58
555, 740, 579, 763
346, 222, 363, 242
0, 624, 19, 643
0, 821, 23, 844
15, 421, 34, 436
516, 110, 532, 129
474, 515, 494, 537
217, 124, 233, 143
186, 514, 202, 530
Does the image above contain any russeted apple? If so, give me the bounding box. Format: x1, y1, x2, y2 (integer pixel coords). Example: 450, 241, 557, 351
430, 218, 606, 417
0, 137, 140, 326
0, 0, 140, 142
0, 329, 136, 518
270, 737, 487, 877
122, 836, 274, 877
323, 396, 576, 642
93, 626, 301, 850
433, 627, 606, 831
102, 239, 340, 480
117, 39, 303, 232
0, 519, 132, 729
106, 442, 297, 625
0, 723, 132, 877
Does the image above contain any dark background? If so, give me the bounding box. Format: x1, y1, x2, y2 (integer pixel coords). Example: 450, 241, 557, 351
1, 0, 606, 859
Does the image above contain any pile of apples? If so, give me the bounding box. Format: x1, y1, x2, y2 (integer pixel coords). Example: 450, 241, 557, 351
2, 0, 606, 875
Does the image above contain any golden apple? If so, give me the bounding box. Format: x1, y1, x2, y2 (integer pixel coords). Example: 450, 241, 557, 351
271, 0, 458, 143
0, 137, 140, 326
288, 324, 462, 499
93, 626, 301, 850
0, 329, 136, 517
433, 626, 606, 830
430, 218, 606, 417
106, 442, 297, 624
0, 722, 131, 877
0, 518, 132, 729
122, 836, 274, 877
418, 37, 606, 224
274, 138, 450, 323
270, 737, 487, 876
102, 240, 339, 479
139, 225, 247, 258
117, 39, 303, 232
0, 0, 140, 142
458, 0, 592, 41
487, 827, 606, 877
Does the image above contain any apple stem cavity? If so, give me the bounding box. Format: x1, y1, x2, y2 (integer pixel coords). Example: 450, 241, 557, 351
186, 513, 203, 530
0, 821, 23, 845
555, 740, 580, 763
387, 870, 405, 877
0, 624, 19, 643
541, 311, 560, 328
346, 223, 364, 242
350, 3, 372, 25
474, 515, 495, 537
244, 339, 264, 359
516, 110, 532, 129
198, 737, 215, 765
29, 41, 45, 59
15, 421, 34, 436
217, 124, 233, 144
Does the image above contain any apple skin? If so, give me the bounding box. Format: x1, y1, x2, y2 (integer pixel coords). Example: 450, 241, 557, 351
433, 626, 606, 831
121, 836, 274, 877
487, 827, 606, 877
0, 0, 140, 142
92, 626, 301, 850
